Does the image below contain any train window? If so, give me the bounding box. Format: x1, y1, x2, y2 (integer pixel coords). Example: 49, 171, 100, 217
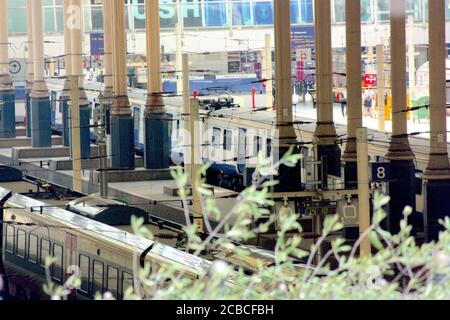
223, 130, 232, 151
5, 225, 15, 253
266, 139, 272, 158
40, 239, 50, 268
253, 136, 262, 156
28, 234, 39, 264
92, 260, 104, 295
52, 244, 64, 282
16, 229, 26, 258
212, 127, 221, 147
106, 266, 119, 298
79, 254, 90, 294
121, 271, 134, 298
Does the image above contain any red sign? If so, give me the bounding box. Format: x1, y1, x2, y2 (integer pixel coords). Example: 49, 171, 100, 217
364, 74, 377, 87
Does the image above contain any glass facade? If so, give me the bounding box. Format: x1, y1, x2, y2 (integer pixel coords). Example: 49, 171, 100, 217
5, 0, 450, 35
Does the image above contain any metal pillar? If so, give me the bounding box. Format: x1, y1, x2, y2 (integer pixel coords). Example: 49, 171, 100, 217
68, 0, 90, 160
423, 0, 450, 242
376, 41, 385, 133
342, 0, 362, 189
385, 0, 416, 234
175, 23, 183, 96
70, 75, 82, 192
144, 0, 171, 170
356, 128, 371, 257
0, 0, 16, 139
30, 0, 52, 148
110, 0, 134, 169
264, 34, 273, 110
102, 0, 113, 165
273, 0, 301, 192
407, 15, 415, 103
25, 0, 34, 138
61, 0, 72, 147
313, 0, 341, 177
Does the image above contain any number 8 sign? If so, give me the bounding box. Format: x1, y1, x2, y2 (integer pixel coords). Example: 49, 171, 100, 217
371, 163, 390, 182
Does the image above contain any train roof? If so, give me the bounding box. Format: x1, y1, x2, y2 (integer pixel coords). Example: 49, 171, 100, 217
66, 195, 149, 226
4, 192, 211, 272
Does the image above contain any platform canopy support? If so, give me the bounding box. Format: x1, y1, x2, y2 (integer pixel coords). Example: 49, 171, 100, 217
68, 0, 90, 160
109, 0, 135, 169
30, 0, 52, 148
0, 0, 16, 139
143, 0, 171, 170
272, 0, 302, 192
423, 0, 450, 242
313, 0, 341, 178
385, 0, 416, 234
342, 0, 363, 189
25, 0, 34, 138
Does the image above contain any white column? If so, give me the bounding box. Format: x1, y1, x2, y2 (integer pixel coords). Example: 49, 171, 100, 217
31, 0, 49, 97
313, 0, 337, 146
103, 0, 113, 98
386, 0, 413, 160
274, 0, 295, 141
424, 0, 450, 179
264, 33, 273, 110
0, 0, 8, 75
342, 0, 362, 163
26, 0, 34, 86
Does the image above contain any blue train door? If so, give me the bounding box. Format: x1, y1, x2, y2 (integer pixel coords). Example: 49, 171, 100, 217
237, 128, 247, 174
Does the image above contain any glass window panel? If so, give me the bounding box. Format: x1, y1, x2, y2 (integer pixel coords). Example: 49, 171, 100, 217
16, 229, 26, 258
79, 255, 90, 294
55, 7, 64, 32
5, 225, 15, 253
44, 7, 56, 33
160, 1, 178, 29
40, 239, 50, 267
107, 266, 119, 297
121, 272, 133, 297
361, 0, 373, 23
8, 8, 27, 33
377, 0, 389, 22
300, 0, 314, 23
406, 0, 422, 21
91, 5, 104, 31
93, 260, 104, 295
28, 234, 38, 263
253, 0, 274, 25
334, 0, 345, 23
266, 138, 272, 158
223, 129, 232, 151
446, 0, 450, 20
253, 136, 262, 156
132, 0, 146, 30
204, 0, 228, 27
232, 0, 252, 26
291, 0, 300, 24
212, 127, 221, 146
183, 0, 203, 28
52, 244, 64, 281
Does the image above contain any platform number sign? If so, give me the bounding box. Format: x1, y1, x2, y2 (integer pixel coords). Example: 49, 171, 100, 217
371, 163, 390, 182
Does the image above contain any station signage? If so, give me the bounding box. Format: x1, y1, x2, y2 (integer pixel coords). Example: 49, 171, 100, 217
371, 162, 390, 182
90, 33, 104, 56
291, 26, 315, 50
364, 74, 377, 87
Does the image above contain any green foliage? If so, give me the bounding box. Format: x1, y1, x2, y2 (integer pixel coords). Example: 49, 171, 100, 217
44, 149, 450, 300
